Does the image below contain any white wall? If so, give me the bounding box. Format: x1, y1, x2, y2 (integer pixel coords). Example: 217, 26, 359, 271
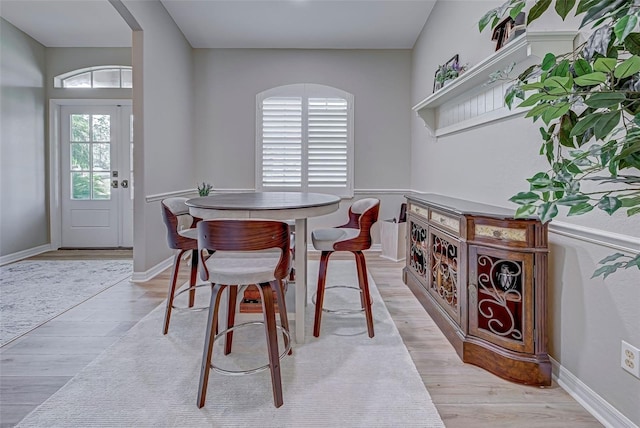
0, 19, 47, 258
192, 48, 412, 230
122, 0, 196, 274
411, 1, 639, 425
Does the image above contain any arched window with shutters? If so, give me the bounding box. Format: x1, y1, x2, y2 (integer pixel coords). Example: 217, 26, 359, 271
256, 83, 354, 198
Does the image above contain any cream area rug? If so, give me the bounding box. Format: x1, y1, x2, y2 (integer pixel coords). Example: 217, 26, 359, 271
16, 261, 444, 428
0, 259, 132, 346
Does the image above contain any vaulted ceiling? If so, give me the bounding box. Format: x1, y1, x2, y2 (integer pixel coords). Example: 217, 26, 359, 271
0, 0, 437, 49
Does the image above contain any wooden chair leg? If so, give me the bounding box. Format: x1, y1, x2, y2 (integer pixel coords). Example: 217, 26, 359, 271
197, 283, 225, 408
163, 250, 185, 335
273, 279, 292, 355
354, 251, 374, 338
188, 249, 198, 308
259, 282, 284, 408
313, 251, 332, 337
224, 286, 237, 355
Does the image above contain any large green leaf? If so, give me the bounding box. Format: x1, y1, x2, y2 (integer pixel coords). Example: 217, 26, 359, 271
537, 201, 559, 223
542, 103, 571, 124
598, 196, 623, 214
556, 194, 590, 206
614, 56, 640, 79
584, 92, 626, 108
510, 191, 541, 205
580, 0, 625, 28
510, 2, 527, 20
528, 172, 552, 187
518, 93, 554, 108
554, 0, 576, 19
594, 57, 617, 73
614, 14, 638, 43
574, 71, 607, 86
569, 112, 601, 137
544, 76, 572, 89
528, 0, 553, 24
625, 33, 640, 55
515, 204, 538, 218
598, 252, 626, 264
573, 59, 592, 76
525, 103, 552, 119
541, 53, 556, 71
479, 8, 497, 32
559, 111, 578, 147
613, 139, 640, 160
576, 0, 602, 14
594, 110, 621, 140
552, 59, 571, 77
628, 206, 640, 216
591, 263, 624, 279
620, 196, 640, 207
568, 202, 595, 215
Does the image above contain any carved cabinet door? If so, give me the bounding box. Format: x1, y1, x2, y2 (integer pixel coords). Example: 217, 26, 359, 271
427, 228, 461, 327
407, 214, 429, 287
468, 245, 535, 354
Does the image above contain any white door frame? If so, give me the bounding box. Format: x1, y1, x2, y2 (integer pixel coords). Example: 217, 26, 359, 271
49, 99, 132, 250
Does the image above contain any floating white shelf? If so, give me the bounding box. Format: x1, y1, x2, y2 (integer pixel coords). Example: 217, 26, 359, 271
413, 31, 577, 136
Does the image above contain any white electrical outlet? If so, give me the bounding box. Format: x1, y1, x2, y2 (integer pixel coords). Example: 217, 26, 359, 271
621, 341, 640, 378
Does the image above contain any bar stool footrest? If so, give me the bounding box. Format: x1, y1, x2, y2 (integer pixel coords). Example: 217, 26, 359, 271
311, 285, 370, 315
171, 283, 210, 311
210, 321, 291, 376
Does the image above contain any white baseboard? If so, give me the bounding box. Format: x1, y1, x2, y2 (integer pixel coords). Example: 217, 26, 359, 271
551, 357, 639, 428
130, 256, 173, 283
0, 244, 54, 266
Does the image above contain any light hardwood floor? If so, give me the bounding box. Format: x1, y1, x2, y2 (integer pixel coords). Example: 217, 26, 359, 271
0, 250, 601, 427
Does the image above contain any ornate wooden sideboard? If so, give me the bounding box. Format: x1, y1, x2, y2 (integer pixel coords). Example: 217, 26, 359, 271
402, 193, 551, 386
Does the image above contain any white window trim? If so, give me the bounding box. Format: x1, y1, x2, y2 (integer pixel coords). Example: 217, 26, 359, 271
256, 83, 354, 198
54, 65, 132, 89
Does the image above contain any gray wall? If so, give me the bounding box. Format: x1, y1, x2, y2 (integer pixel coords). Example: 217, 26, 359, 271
0, 19, 47, 257
122, 0, 196, 275
411, 1, 640, 424
192, 48, 412, 230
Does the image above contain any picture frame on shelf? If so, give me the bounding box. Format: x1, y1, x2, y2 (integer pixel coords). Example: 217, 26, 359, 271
433, 54, 460, 93
491, 12, 525, 51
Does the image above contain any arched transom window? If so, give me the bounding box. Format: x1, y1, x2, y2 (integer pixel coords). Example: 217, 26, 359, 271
54, 66, 132, 89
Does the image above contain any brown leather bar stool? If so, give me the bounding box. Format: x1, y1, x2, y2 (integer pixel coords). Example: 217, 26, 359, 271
160, 197, 203, 335
311, 198, 380, 338
196, 219, 292, 409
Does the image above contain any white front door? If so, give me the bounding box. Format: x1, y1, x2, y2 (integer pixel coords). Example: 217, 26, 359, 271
60, 105, 133, 248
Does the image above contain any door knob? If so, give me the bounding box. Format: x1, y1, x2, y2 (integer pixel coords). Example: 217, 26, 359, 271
121, 180, 129, 189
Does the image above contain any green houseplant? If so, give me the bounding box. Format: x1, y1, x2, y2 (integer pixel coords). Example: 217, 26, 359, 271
479, 0, 640, 278
197, 182, 213, 196
435, 59, 468, 88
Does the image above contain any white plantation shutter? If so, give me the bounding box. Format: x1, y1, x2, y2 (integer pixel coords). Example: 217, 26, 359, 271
257, 84, 353, 197
261, 97, 302, 188
308, 98, 348, 189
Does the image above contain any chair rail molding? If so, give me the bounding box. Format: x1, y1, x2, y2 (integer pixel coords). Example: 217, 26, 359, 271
413, 31, 577, 137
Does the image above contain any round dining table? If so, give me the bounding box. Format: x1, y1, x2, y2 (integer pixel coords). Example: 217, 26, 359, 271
186, 191, 341, 343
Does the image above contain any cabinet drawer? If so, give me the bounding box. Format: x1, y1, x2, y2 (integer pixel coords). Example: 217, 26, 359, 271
429, 210, 460, 234
409, 204, 428, 221
471, 217, 534, 248
474, 224, 527, 242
